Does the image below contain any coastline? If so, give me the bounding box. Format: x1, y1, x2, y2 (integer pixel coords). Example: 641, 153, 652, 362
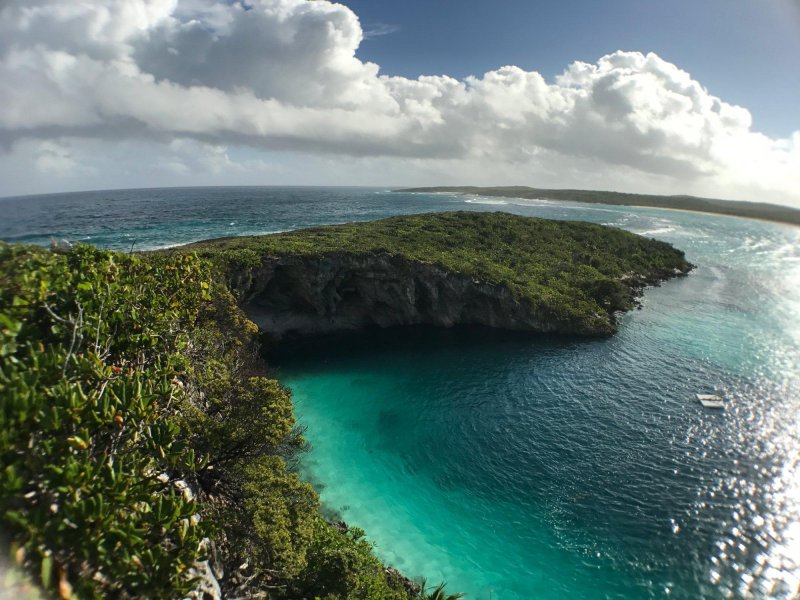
4, 199, 798, 599
396, 187, 800, 227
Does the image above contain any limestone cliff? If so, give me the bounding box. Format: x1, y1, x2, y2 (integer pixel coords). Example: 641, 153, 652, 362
230, 252, 650, 340
187, 212, 694, 340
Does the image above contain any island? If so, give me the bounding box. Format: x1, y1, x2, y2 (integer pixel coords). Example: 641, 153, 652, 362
188, 212, 692, 339
0, 212, 691, 599
398, 186, 800, 226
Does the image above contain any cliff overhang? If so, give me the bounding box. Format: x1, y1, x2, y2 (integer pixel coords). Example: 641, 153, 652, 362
185, 212, 694, 341
236, 252, 579, 339
228, 252, 682, 340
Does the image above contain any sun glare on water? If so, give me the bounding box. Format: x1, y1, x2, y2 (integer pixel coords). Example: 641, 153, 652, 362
714, 226, 800, 598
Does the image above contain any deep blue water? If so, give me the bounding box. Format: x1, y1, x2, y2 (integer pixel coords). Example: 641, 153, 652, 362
2, 186, 799, 599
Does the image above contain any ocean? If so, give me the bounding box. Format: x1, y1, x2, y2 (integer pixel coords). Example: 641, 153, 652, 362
2, 186, 798, 599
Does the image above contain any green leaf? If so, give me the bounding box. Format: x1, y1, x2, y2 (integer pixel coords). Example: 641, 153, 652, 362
40, 555, 53, 589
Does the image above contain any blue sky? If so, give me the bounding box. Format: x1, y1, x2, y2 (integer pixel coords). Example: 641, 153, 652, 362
347, 0, 800, 137
0, 0, 798, 204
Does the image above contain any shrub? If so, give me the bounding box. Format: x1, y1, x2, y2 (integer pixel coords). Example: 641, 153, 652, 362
0, 243, 209, 597
297, 518, 408, 600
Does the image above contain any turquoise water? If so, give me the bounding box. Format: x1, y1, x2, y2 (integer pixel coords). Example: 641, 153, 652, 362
2, 187, 799, 598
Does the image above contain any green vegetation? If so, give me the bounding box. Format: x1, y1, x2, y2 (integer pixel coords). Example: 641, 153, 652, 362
188, 212, 692, 335
0, 241, 437, 598
420, 582, 465, 600
0, 244, 208, 598
0, 211, 692, 598
399, 186, 800, 226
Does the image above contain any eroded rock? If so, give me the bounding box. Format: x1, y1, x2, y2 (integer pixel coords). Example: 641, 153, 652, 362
231, 252, 600, 340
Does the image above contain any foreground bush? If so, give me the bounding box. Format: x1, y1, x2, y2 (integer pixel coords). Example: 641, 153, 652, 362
0, 244, 209, 596
0, 242, 450, 599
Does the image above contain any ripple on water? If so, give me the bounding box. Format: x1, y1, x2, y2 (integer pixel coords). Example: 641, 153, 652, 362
3, 187, 799, 599
282, 292, 799, 599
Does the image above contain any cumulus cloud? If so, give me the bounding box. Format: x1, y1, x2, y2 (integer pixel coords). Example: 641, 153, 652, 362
0, 0, 798, 204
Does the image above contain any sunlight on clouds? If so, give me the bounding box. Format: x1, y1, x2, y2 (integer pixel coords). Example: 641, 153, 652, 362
0, 0, 798, 203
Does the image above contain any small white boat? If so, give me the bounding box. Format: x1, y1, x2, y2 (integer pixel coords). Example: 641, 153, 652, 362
696, 394, 724, 409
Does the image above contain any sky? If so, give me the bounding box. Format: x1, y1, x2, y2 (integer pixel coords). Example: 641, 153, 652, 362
0, 0, 799, 206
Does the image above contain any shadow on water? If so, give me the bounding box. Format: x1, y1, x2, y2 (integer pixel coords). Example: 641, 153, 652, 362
264, 323, 592, 366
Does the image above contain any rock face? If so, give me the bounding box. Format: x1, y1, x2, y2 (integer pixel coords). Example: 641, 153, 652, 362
231, 252, 608, 340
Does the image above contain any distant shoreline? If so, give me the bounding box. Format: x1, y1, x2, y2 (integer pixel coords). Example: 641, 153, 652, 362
396, 186, 800, 227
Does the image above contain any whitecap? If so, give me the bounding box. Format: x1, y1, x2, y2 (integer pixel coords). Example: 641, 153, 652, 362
140, 241, 185, 251
464, 198, 508, 205
240, 229, 290, 237
507, 197, 557, 206
635, 227, 676, 236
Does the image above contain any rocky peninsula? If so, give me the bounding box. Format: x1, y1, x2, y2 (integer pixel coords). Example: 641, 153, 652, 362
188, 211, 693, 340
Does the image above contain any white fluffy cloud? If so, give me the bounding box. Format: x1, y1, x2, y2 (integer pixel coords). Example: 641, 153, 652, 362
0, 0, 798, 204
